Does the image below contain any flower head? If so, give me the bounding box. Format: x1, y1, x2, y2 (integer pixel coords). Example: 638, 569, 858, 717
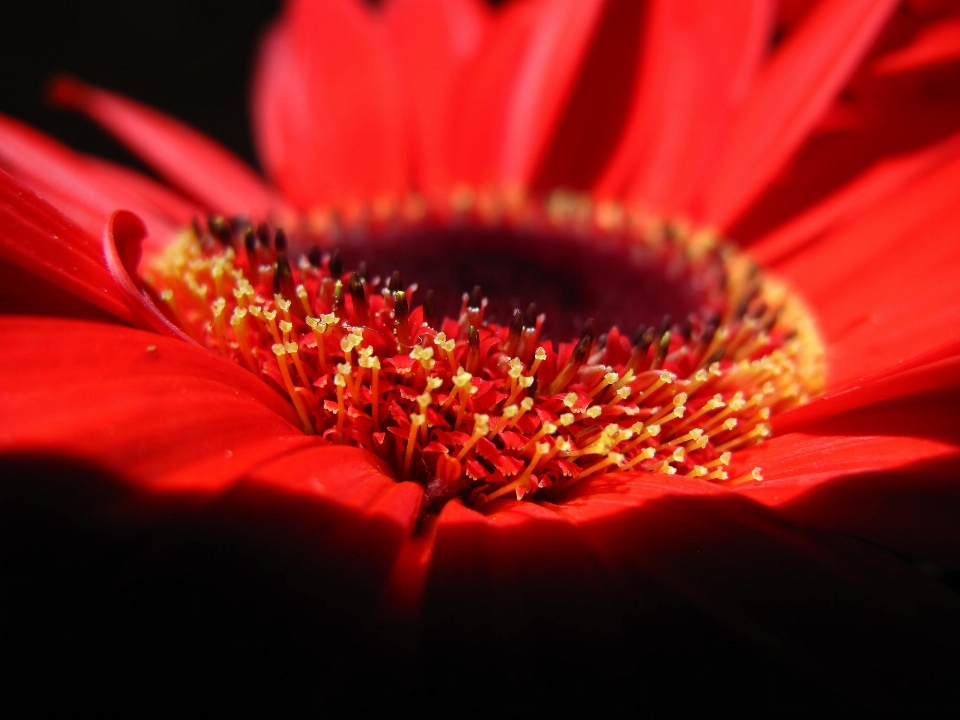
2, 0, 960, 710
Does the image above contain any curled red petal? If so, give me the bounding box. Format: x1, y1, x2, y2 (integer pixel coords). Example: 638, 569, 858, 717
102, 209, 198, 344
0, 169, 136, 324
48, 75, 286, 217
701, 0, 898, 228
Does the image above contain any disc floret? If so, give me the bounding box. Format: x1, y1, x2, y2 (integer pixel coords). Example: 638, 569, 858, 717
146, 192, 824, 510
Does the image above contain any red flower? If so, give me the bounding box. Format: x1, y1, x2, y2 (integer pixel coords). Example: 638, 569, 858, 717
2, 0, 960, 710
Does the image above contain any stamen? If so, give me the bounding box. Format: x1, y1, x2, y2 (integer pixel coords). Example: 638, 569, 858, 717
147, 190, 825, 511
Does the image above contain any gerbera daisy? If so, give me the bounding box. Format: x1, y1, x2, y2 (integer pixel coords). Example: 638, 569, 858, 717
2, 0, 960, 711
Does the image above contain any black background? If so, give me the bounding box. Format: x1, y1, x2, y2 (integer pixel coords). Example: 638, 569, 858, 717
1, 0, 282, 172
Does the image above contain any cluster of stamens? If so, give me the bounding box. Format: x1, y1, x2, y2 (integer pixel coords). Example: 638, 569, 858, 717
145, 190, 824, 510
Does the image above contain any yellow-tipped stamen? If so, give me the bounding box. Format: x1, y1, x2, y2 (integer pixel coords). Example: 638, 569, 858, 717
703, 452, 732, 469
403, 413, 424, 478
230, 307, 258, 372
575, 452, 625, 483
273, 343, 313, 433
521, 421, 558, 453
728, 467, 764, 487
286, 340, 311, 388
672, 393, 724, 433
715, 424, 770, 452
334, 371, 347, 434
605, 385, 631, 409
505, 397, 535, 431
485, 440, 550, 502
635, 370, 675, 403
456, 414, 490, 461
661, 428, 703, 449
620, 446, 656, 471
296, 284, 312, 316
262, 309, 282, 344
588, 371, 618, 399
210, 297, 230, 358
433, 332, 458, 369
488, 404, 519, 438
529, 346, 547, 376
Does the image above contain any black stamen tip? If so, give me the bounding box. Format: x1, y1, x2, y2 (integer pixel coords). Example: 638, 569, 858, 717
229, 216, 251, 235
509, 309, 524, 339
256, 223, 272, 249
704, 345, 725, 366
243, 227, 257, 255
582, 318, 596, 343
393, 290, 408, 322
468, 285, 483, 311
208, 215, 232, 245
329, 249, 343, 279
348, 272, 365, 302
572, 333, 592, 363
652, 330, 671, 369
423, 289, 437, 328
307, 245, 322, 267
388, 270, 403, 293
630, 324, 648, 348
274, 227, 288, 252
273, 246, 294, 296
656, 314, 672, 337
523, 303, 538, 329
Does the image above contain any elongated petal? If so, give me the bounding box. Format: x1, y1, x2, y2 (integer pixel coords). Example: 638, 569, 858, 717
251, 0, 409, 207
383, 0, 489, 194
596, 0, 772, 210
701, 0, 897, 229
0, 114, 198, 242
0, 444, 417, 643
531, 0, 649, 190
447, 0, 606, 187
421, 474, 960, 704
0, 317, 307, 491
773, 153, 960, 385
873, 15, 960, 74
49, 76, 284, 217
0, 170, 136, 324
750, 129, 960, 265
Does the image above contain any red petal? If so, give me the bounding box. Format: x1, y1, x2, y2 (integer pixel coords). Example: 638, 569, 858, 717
0, 316, 308, 491
251, 0, 409, 207
447, 0, 606, 187
873, 15, 960, 74
0, 170, 136, 324
420, 476, 960, 700
384, 0, 489, 194
775, 153, 960, 385
0, 114, 198, 242
596, 0, 772, 209
776, 347, 960, 435
1, 444, 416, 643
48, 76, 284, 217
531, 0, 649, 191
700, 0, 897, 228
750, 129, 960, 266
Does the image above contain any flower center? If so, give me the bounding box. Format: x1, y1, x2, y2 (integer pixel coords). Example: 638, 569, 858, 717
145, 188, 825, 510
